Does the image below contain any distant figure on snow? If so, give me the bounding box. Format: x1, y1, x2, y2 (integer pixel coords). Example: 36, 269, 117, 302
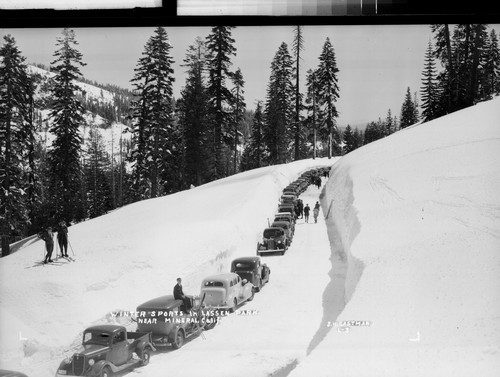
304, 204, 310, 223
313, 201, 321, 223
173, 278, 192, 312
56, 220, 69, 257
39, 227, 54, 263
297, 199, 304, 219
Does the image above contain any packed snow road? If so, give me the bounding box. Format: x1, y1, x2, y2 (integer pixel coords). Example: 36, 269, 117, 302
141, 179, 342, 377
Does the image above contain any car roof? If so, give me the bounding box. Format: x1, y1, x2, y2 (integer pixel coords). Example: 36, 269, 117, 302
272, 221, 289, 227
136, 295, 182, 310
202, 272, 239, 283
85, 325, 125, 333
232, 256, 260, 264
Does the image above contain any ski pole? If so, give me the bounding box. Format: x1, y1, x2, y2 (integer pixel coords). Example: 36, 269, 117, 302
68, 239, 76, 256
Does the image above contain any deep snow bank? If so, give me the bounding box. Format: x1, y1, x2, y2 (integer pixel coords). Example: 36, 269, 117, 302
290, 97, 500, 376
0, 158, 334, 376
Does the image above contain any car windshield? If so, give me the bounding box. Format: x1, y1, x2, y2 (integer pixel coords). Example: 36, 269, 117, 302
83, 331, 111, 346
233, 262, 254, 271
264, 228, 282, 238
203, 281, 224, 287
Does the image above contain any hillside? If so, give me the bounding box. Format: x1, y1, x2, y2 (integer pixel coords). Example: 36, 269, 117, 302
28, 64, 133, 160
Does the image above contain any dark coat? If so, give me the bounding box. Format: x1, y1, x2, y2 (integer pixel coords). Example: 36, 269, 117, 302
173, 283, 184, 300
304, 205, 310, 215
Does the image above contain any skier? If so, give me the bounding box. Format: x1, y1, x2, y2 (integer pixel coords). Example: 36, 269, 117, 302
313, 201, 321, 223
173, 278, 192, 313
39, 227, 54, 263
56, 220, 69, 257
304, 204, 310, 223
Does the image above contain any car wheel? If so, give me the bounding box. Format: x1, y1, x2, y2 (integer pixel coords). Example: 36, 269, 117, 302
172, 328, 185, 350
100, 366, 112, 377
139, 347, 151, 366
229, 298, 238, 313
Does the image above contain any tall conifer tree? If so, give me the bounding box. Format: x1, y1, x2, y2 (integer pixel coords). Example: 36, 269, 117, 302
128, 27, 176, 199
206, 26, 237, 179
263, 42, 294, 164
316, 37, 340, 159
48, 28, 86, 222
0, 35, 34, 255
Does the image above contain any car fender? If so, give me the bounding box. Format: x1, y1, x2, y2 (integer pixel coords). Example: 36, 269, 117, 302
243, 282, 255, 299
90, 360, 114, 376
136, 339, 156, 355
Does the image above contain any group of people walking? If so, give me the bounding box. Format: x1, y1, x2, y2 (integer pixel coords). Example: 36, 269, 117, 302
38, 221, 70, 263
295, 199, 321, 223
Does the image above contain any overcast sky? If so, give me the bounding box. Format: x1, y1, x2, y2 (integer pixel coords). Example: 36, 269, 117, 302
2, 24, 499, 128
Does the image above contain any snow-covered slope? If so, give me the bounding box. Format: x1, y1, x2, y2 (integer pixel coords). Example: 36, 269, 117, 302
0, 158, 335, 376
1, 96, 500, 377
290, 97, 500, 376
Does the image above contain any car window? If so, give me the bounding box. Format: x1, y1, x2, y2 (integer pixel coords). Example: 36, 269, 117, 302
204, 281, 224, 287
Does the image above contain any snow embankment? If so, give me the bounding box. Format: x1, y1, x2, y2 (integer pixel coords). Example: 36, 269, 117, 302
290, 97, 500, 376
0, 158, 334, 376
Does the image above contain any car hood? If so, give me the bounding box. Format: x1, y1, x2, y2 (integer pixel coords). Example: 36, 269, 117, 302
77, 344, 109, 356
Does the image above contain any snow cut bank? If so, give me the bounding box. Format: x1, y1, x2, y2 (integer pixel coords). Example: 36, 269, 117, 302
290, 97, 500, 376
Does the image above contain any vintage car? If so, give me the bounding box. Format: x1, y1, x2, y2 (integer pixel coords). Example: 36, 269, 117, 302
135, 294, 217, 350
56, 325, 154, 377
271, 220, 293, 245
280, 194, 297, 206
274, 213, 295, 234
230, 257, 271, 292
256, 227, 288, 256
200, 272, 254, 312
278, 204, 297, 218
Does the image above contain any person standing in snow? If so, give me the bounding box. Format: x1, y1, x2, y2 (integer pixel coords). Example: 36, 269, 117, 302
313, 201, 321, 223
297, 199, 304, 219
173, 278, 192, 312
56, 220, 69, 257
39, 227, 54, 263
304, 204, 310, 223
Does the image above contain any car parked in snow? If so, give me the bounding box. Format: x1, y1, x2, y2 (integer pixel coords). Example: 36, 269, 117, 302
230, 257, 270, 292
271, 220, 293, 245
55, 325, 154, 377
274, 213, 295, 234
257, 227, 288, 256
200, 273, 254, 312
135, 294, 217, 350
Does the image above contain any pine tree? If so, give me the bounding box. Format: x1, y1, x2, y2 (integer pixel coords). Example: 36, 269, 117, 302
384, 109, 394, 136
263, 42, 294, 164
400, 87, 419, 128
292, 25, 304, 160
342, 124, 355, 154
230, 68, 245, 174
127, 27, 176, 200
240, 101, 266, 171
481, 29, 500, 100
420, 39, 440, 122
432, 24, 455, 113
84, 126, 112, 219
0, 35, 35, 255
179, 37, 210, 187
316, 37, 340, 159
48, 28, 86, 223
305, 68, 320, 159
206, 26, 237, 179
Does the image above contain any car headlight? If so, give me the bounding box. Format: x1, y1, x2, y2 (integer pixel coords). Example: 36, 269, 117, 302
64, 357, 72, 364
89, 359, 95, 366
